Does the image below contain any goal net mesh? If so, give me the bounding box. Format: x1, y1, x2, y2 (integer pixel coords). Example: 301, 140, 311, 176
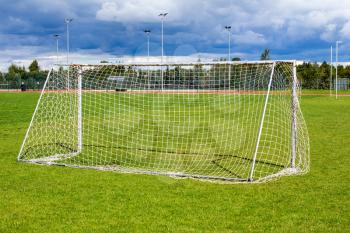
18, 61, 309, 183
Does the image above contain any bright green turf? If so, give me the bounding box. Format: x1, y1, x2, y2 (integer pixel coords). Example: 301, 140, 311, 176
301, 89, 350, 95
0, 92, 349, 232
19, 92, 294, 180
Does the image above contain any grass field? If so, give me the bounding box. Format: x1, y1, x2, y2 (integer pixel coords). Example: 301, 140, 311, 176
19, 91, 302, 182
0, 92, 349, 232
301, 89, 350, 95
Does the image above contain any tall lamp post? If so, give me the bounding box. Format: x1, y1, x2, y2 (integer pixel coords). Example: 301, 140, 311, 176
53, 34, 60, 64
225, 26, 232, 89
224, 26, 232, 61
65, 18, 73, 90
144, 29, 151, 59
336, 41, 342, 99
144, 29, 151, 89
65, 18, 73, 65
159, 13, 168, 63
159, 13, 168, 91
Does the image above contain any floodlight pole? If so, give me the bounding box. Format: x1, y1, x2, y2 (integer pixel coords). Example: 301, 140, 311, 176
225, 26, 232, 89
159, 13, 168, 91
65, 18, 73, 65
225, 26, 232, 61
144, 29, 151, 89
144, 29, 151, 59
53, 34, 60, 65
65, 18, 73, 90
330, 46, 333, 96
336, 41, 342, 99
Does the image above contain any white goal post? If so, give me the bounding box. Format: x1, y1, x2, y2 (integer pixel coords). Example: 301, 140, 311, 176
18, 61, 309, 183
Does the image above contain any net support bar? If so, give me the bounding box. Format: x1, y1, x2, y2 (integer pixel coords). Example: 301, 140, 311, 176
291, 62, 297, 168
228, 65, 231, 90
248, 62, 276, 181
17, 69, 52, 161
77, 68, 83, 152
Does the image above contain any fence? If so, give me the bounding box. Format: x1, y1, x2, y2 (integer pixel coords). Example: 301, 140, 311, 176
334, 78, 349, 90
0, 80, 45, 91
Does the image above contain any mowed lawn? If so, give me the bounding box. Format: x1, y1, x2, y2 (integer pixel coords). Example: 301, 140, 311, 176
0, 92, 349, 232
19, 92, 295, 181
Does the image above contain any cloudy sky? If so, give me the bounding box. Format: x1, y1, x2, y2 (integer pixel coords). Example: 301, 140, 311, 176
1, 0, 350, 71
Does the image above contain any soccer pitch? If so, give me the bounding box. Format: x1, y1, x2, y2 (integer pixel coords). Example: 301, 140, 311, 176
0, 92, 349, 232
18, 90, 307, 182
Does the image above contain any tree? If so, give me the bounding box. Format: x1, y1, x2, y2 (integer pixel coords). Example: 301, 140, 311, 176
7, 64, 25, 80
28, 60, 43, 82
317, 61, 329, 89
232, 57, 241, 61
260, 49, 270, 60
29, 60, 40, 73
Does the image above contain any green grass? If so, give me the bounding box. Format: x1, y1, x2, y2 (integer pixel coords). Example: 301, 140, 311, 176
19, 92, 296, 181
301, 89, 350, 95
0, 92, 349, 232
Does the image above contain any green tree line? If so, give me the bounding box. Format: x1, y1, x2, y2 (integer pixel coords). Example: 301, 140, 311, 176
0, 60, 48, 89
0, 59, 349, 90
297, 62, 350, 89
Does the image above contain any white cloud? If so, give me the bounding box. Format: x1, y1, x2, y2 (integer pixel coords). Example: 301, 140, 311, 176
321, 24, 337, 42
340, 21, 350, 38
3, 0, 350, 68
96, 2, 120, 21
95, 0, 350, 43
0, 46, 115, 72
96, 0, 182, 22
0, 46, 236, 72
232, 31, 267, 45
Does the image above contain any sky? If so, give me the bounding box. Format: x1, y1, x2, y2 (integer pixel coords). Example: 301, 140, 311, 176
1, 0, 350, 71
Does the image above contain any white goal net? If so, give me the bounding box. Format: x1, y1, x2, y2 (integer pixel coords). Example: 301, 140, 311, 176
18, 61, 309, 183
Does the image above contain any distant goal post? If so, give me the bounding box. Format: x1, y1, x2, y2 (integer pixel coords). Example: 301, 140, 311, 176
18, 61, 309, 183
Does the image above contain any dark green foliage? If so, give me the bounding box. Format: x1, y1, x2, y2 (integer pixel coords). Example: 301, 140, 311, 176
260, 49, 270, 60
6, 64, 26, 80
0, 72, 5, 82
28, 60, 40, 73
2, 61, 48, 90
1, 61, 349, 91
297, 62, 350, 89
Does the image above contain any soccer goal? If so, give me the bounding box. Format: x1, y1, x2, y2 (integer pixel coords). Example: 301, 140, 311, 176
18, 61, 309, 183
